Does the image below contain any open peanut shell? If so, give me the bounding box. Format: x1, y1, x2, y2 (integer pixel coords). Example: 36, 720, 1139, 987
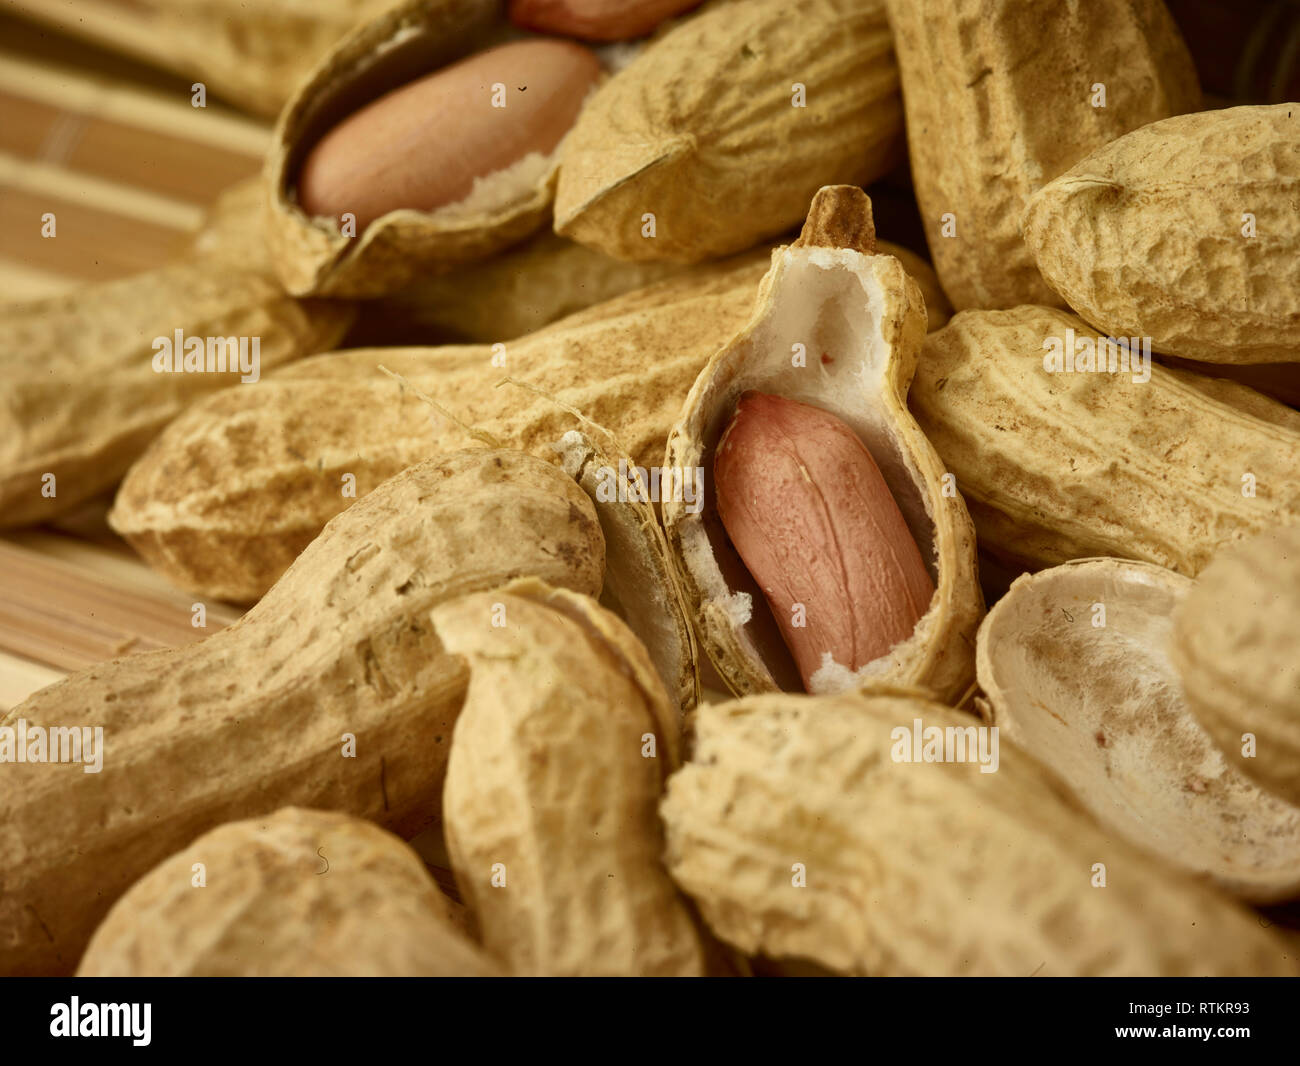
662, 186, 983, 702
976, 557, 1300, 902
554, 422, 701, 713
267, 0, 566, 297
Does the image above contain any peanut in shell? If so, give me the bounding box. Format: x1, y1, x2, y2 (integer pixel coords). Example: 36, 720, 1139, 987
77, 808, 501, 977
910, 305, 1300, 576
0, 450, 603, 975
435, 580, 706, 976
1023, 104, 1300, 364
554, 0, 904, 262
109, 252, 770, 602
883, 0, 1200, 310
0, 180, 353, 528
661, 690, 1300, 976
1171, 523, 1300, 808
663, 186, 983, 703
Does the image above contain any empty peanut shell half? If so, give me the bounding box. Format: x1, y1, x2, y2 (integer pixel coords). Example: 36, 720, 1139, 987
663, 186, 983, 702
976, 557, 1300, 902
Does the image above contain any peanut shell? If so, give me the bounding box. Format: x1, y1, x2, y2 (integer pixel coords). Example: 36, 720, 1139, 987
367, 233, 946, 344
1022, 105, 1300, 364
369, 229, 690, 342
661, 689, 1300, 975
267, 0, 561, 297
0, 182, 353, 528
910, 306, 1300, 575
977, 557, 1300, 901
77, 808, 500, 977
554, 0, 903, 262
1171, 523, 1300, 807
0, 449, 603, 975
883, 0, 1200, 310
435, 579, 705, 975
664, 186, 983, 703
110, 252, 769, 601
882, 241, 952, 332
555, 423, 701, 710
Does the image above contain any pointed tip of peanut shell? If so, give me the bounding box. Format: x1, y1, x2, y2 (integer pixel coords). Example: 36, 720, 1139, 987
792, 185, 875, 255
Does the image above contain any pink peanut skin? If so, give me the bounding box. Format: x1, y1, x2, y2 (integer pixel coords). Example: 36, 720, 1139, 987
714, 392, 934, 691
297, 39, 601, 229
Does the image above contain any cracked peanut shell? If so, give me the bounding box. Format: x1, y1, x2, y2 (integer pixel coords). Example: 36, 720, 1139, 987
663, 186, 983, 703
267, 0, 569, 297
555, 422, 701, 710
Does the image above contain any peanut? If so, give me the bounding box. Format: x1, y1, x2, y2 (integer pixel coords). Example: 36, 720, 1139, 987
1171, 523, 1300, 807
298, 39, 602, 231
0, 180, 353, 528
509, 0, 703, 40
77, 809, 501, 977
554, 0, 903, 262
110, 252, 769, 602
976, 557, 1300, 902
664, 187, 983, 703
0, 450, 603, 975
910, 305, 1300, 575
661, 689, 1300, 976
1022, 104, 1300, 364
267, 0, 574, 298
435, 579, 705, 975
714, 392, 934, 692
882, 0, 1200, 309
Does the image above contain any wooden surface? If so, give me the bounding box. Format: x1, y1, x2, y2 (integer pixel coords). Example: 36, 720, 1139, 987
0, 11, 267, 297
0, 10, 268, 707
